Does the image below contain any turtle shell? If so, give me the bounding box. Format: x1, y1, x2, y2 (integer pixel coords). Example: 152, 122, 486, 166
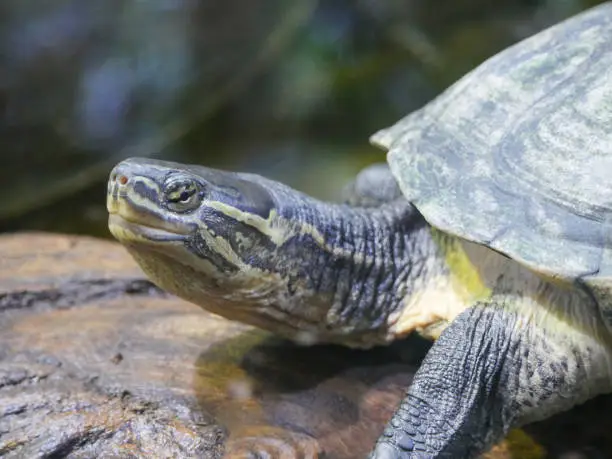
372, 3, 612, 281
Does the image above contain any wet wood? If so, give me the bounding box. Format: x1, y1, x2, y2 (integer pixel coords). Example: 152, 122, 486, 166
0, 232, 610, 458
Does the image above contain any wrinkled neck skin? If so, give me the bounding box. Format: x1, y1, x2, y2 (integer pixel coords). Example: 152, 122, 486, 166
254, 179, 439, 347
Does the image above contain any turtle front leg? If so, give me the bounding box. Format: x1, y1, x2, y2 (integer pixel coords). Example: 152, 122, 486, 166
342, 163, 404, 207
370, 295, 612, 458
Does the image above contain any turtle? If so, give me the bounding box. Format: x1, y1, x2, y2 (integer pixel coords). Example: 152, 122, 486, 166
106, 3, 612, 458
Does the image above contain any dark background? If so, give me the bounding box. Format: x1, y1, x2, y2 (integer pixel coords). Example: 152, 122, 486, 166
0, 0, 606, 237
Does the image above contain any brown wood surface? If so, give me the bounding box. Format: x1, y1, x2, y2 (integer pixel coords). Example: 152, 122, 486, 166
0, 232, 610, 458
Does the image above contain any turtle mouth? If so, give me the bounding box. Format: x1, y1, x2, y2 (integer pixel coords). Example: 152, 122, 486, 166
108, 214, 189, 243
107, 184, 194, 241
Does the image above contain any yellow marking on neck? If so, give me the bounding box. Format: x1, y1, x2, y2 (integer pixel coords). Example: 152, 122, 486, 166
205, 200, 375, 268
206, 200, 327, 247
430, 228, 492, 302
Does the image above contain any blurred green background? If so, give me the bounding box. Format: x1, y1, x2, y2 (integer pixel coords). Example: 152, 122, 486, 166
0, 0, 606, 238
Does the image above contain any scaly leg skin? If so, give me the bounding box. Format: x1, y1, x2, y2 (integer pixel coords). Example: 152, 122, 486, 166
342, 163, 404, 207
369, 291, 612, 458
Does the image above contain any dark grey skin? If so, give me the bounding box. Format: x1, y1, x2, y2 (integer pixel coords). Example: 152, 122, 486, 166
108, 157, 612, 458
343, 163, 404, 207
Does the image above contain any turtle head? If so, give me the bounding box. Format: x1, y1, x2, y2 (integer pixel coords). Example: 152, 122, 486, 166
107, 157, 285, 302
106, 157, 336, 338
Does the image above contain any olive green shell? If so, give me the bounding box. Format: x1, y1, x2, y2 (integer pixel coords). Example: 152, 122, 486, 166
372, 3, 612, 281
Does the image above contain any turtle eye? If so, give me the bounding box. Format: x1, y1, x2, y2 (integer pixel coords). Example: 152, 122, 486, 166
178, 188, 194, 203
165, 179, 201, 211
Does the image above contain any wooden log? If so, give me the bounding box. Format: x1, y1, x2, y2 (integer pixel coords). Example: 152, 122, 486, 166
0, 233, 609, 458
